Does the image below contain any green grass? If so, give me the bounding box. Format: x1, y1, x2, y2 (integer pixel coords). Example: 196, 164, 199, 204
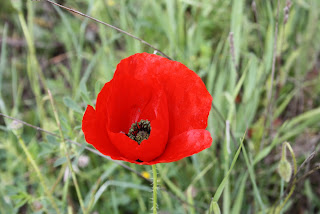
1, 0, 320, 213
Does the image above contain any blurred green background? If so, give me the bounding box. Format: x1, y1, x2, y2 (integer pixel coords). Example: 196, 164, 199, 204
0, 0, 319, 213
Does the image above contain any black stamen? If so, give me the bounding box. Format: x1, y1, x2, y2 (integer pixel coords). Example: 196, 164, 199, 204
136, 159, 143, 162
127, 119, 151, 144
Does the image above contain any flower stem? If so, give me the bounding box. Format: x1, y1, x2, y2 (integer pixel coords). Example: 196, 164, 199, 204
152, 165, 158, 214
47, 89, 86, 214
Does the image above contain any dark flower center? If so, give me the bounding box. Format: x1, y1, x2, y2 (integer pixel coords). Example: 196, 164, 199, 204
127, 119, 151, 144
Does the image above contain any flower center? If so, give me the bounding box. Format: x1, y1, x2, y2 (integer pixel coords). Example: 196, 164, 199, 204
127, 119, 151, 144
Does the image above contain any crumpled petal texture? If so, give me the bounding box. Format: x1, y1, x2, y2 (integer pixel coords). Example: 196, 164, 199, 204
82, 53, 213, 165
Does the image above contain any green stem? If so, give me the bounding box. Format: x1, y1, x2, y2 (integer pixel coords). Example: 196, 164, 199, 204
14, 132, 61, 214
277, 142, 297, 212
47, 90, 86, 214
152, 165, 158, 214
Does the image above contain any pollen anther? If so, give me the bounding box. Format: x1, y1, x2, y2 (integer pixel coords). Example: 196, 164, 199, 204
127, 120, 151, 144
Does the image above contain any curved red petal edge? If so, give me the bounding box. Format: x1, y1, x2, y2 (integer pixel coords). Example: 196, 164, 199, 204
135, 129, 212, 165
82, 52, 213, 165
82, 105, 140, 163
114, 53, 213, 138
82, 105, 123, 160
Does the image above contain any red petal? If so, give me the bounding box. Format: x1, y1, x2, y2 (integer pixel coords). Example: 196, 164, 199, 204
114, 53, 212, 139
95, 82, 112, 124
136, 106, 169, 162
106, 74, 155, 133
149, 129, 212, 164
107, 132, 140, 160
82, 105, 122, 159
106, 75, 169, 161
107, 115, 169, 162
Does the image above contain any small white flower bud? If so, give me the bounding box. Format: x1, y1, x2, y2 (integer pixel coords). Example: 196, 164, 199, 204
78, 155, 90, 168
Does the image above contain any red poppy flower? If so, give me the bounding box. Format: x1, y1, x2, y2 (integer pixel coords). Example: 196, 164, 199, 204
82, 53, 212, 165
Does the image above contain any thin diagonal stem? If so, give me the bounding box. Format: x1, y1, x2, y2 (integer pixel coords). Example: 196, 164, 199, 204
13, 132, 61, 214
47, 90, 86, 214
39, 0, 172, 60
0, 113, 151, 182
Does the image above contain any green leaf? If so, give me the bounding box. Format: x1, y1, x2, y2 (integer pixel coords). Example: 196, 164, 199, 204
46, 135, 59, 145
4, 0, 20, 13
54, 157, 67, 167
209, 201, 221, 214
212, 133, 245, 202
63, 96, 83, 113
